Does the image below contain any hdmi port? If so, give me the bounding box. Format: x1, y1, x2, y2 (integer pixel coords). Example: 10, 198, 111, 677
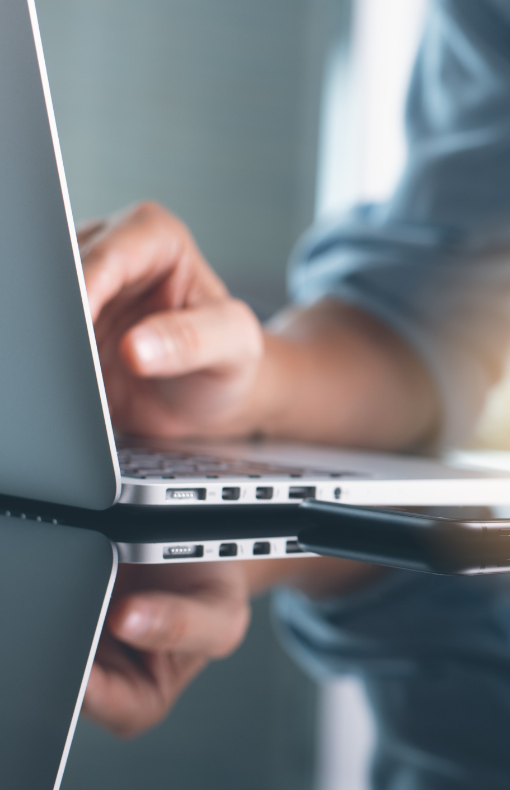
288, 486, 316, 500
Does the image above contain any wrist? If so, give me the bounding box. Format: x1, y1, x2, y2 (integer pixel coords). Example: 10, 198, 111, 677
232, 300, 439, 449
245, 331, 300, 436
206, 330, 299, 440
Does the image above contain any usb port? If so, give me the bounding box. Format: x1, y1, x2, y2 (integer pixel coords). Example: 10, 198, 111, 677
286, 540, 303, 554
163, 544, 204, 559
288, 486, 316, 500
253, 541, 271, 555
219, 542, 238, 557
166, 488, 206, 501
222, 487, 241, 501
256, 486, 273, 500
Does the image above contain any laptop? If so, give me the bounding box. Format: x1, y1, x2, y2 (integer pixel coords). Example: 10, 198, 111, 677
1, 0, 510, 564
0, 513, 116, 790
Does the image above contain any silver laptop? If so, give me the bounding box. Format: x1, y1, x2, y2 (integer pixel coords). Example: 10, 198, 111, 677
1, 0, 510, 564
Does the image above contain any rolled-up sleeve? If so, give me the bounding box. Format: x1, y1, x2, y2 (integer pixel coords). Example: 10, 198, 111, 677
279, 9, 510, 782
289, 0, 510, 448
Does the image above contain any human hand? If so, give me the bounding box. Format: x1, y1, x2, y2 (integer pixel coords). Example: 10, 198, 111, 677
82, 562, 251, 737
83, 554, 387, 737
79, 202, 263, 438
80, 201, 437, 449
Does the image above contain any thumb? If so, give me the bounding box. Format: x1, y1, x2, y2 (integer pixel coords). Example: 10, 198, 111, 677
120, 298, 262, 378
108, 590, 250, 658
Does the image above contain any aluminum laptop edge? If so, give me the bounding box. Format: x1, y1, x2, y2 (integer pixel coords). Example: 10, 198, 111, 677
2, 0, 510, 565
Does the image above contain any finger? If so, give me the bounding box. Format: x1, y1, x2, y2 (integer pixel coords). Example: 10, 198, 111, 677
76, 219, 106, 246
108, 589, 250, 658
84, 649, 206, 737
120, 298, 262, 377
81, 202, 226, 321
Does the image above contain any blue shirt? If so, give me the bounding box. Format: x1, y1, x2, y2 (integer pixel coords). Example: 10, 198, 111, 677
278, 3, 510, 787
289, 0, 510, 448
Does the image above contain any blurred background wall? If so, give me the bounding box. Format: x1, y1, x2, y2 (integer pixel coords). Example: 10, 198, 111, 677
37, 0, 347, 318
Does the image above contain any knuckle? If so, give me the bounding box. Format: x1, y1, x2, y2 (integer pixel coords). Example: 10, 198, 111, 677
131, 203, 190, 257
132, 200, 165, 221
110, 721, 141, 740
113, 711, 168, 739
132, 202, 187, 236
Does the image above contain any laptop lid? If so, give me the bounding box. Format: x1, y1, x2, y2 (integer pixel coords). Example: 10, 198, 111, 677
0, 0, 120, 509
0, 513, 117, 789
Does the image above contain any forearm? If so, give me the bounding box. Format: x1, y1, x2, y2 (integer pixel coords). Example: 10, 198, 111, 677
245, 299, 439, 450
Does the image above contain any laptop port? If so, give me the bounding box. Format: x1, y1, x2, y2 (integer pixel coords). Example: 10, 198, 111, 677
163, 544, 204, 559
256, 486, 273, 500
288, 486, 316, 500
219, 542, 238, 557
222, 486, 241, 501
253, 541, 271, 555
286, 540, 303, 554
166, 488, 206, 501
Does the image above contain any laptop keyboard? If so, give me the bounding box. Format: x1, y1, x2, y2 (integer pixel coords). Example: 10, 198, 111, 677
118, 447, 345, 480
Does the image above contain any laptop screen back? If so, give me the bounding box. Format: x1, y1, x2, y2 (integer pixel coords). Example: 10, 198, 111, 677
0, 0, 119, 508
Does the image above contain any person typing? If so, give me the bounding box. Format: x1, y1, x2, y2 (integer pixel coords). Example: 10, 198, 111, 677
82, 2, 510, 787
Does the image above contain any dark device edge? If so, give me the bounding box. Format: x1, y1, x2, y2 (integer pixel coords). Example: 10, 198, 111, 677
297, 500, 510, 575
